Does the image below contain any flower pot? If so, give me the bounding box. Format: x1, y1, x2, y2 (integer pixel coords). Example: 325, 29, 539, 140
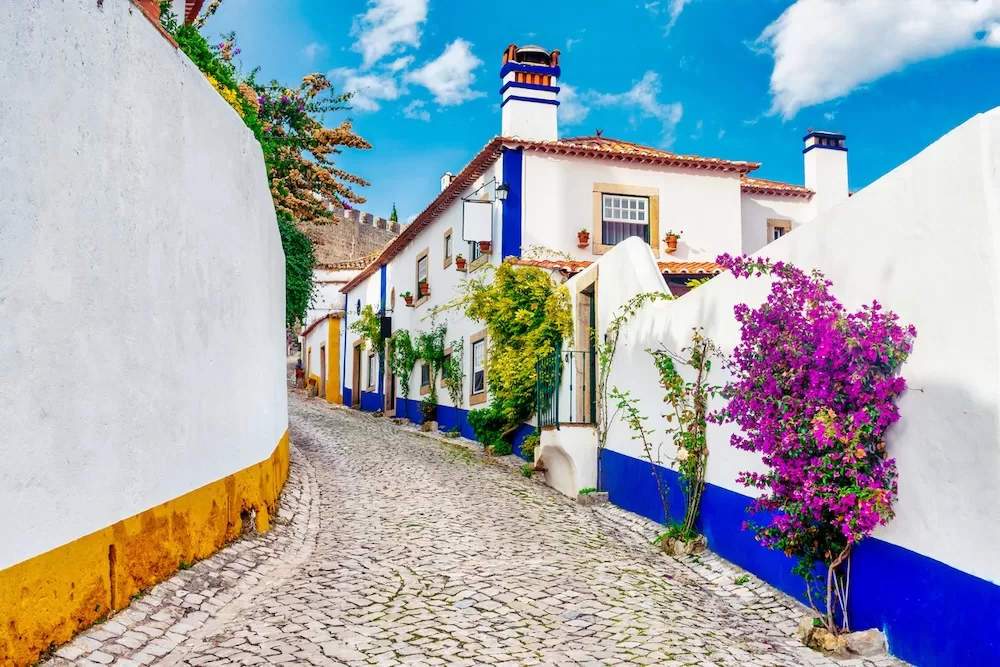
403, 295, 414, 306
665, 235, 679, 253
455, 257, 467, 271
478, 241, 492, 254
577, 233, 590, 249
419, 282, 430, 297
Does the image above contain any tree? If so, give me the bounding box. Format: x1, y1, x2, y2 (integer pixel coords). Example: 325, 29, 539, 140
390, 203, 399, 223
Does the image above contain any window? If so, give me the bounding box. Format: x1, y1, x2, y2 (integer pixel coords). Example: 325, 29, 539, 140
443, 228, 453, 267
592, 184, 659, 255
440, 350, 452, 388
470, 331, 487, 405
602, 194, 649, 245
471, 240, 482, 261
419, 362, 431, 395
767, 219, 791, 243
367, 353, 377, 389
415, 248, 429, 306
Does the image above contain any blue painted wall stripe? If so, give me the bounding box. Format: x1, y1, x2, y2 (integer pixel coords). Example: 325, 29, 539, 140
377, 266, 387, 399
500, 96, 559, 108
341, 289, 349, 405
499, 81, 560, 96
599, 448, 1000, 667
501, 149, 524, 260
499, 62, 561, 79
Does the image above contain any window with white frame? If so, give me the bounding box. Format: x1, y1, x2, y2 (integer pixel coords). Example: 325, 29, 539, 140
470, 240, 482, 262
601, 194, 649, 245
471, 338, 485, 395
420, 362, 430, 387
416, 253, 428, 294
367, 353, 377, 389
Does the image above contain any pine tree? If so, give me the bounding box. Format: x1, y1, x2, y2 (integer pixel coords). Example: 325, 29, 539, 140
390, 203, 399, 223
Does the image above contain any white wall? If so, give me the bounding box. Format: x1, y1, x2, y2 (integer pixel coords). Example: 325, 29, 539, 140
739, 194, 813, 255
0, 0, 288, 569
306, 268, 353, 326
521, 153, 744, 263
344, 159, 506, 409
591, 109, 1000, 585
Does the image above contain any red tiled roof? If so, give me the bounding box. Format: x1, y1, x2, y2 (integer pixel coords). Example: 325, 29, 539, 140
341, 135, 754, 293
741, 176, 813, 198
511, 136, 759, 174
509, 258, 722, 276
185, 0, 206, 23
318, 251, 382, 271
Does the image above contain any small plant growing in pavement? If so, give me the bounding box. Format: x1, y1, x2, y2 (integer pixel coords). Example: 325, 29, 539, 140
714, 253, 917, 634
734, 574, 751, 586
520, 463, 533, 478
578, 487, 598, 495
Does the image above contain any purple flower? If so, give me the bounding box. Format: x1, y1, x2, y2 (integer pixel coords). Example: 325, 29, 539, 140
281, 96, 289, 103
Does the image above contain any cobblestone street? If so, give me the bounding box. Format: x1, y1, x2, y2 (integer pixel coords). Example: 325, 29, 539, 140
46, 394, 907, 667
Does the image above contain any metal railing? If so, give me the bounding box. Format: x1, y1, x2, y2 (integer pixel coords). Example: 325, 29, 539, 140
536, 347, 597, 429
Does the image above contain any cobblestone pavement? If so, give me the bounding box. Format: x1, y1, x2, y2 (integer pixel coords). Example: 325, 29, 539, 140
46, 393, 908, 667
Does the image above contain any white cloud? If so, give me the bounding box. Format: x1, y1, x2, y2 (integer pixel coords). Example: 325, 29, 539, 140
717, 128, 726, 140
406, 39, 485, 106
558, 84, 590, 126
824, 111, 837, 121
758, 0, 1000, 119
329, 67, 402, 112
566, 37, 584, 51
303, 42, 326, 61
666, 0, 691, 33
351, 0, 428, 69
593, 71, 683, 146
403, 99, 431, 121
386, 55, 414, 72
690, 119, 704, 140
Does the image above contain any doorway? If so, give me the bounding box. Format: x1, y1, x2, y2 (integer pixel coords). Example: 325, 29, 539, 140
385, 340, 396, 415
352, 341, 362, 408
575, 280, 597, 423
319, 346, 327, 401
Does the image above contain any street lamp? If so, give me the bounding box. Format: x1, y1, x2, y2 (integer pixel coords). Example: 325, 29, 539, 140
495, 182, 509, 201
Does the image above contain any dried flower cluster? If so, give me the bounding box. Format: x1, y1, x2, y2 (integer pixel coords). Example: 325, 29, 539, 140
713, 253, 916, 631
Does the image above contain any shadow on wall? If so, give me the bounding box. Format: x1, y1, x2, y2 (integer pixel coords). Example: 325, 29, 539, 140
601, 379, 1000, 667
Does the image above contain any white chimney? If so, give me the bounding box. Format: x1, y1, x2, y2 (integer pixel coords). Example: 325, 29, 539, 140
500, 44, 560, 142
804, 130, 849, 219
440, 172, 454, 192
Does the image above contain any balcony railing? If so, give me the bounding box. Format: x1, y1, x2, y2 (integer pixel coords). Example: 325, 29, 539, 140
536, 347, 597, 429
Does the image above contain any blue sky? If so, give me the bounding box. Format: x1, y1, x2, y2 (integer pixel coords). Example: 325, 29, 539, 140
207, 0, 1000, 222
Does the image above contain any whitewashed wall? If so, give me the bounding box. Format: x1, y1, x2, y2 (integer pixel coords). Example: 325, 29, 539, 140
344, 159, 506, 409
305, 268, 353, 326
739, 193, 813, 255
521, 153, 744, 262
595, 109, 1000, 585
0, 0, 288, 569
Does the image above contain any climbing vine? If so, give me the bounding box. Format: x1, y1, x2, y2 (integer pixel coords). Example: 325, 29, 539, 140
649, 328, 722, 543
414, 324, 448, 422
389, 330, 418, 402
278, 212, 315, 328
442, 338, 465, 409
350, 305, 382, 358
596, 291, 674, 486
610, 388, 670, 523
437, 262, 572, 452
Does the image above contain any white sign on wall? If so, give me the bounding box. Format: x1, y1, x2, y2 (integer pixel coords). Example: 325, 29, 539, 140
462, 200, 493, 242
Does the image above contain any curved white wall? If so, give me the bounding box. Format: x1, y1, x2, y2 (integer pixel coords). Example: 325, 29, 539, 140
591, 109, 1000, 585
0, 0, 288, 570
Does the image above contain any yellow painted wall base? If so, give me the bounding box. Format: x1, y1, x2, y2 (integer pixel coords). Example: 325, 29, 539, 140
0, 431, 290, 667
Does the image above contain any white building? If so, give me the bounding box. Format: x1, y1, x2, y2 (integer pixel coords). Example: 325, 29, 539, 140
339, 43, 846, 433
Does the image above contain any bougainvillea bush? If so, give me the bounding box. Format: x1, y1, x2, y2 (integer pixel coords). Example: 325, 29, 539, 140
713, 254, 917, 633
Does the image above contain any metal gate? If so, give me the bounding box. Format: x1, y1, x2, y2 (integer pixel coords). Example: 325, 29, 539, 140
535, 346, 597, 429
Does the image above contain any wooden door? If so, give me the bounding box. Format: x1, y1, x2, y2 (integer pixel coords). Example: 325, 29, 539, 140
352, 342, 362, 407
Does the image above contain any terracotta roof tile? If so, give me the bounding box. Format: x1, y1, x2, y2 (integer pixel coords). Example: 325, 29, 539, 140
741, 176, 813, 198
509, 258, 723, 276
509, 136, 760, 174
319, 251, 382, 271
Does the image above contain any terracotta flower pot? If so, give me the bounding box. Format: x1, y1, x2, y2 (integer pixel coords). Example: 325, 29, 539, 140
419, 282, 430, 297
665, 235, 679, 253
577, 233, 590, 248
456, 257, 467, 270
403, 295, 414, 306
478, 241, 492, 254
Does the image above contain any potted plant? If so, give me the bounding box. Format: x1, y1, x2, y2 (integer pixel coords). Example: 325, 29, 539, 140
577, 228, 590, 248
478, 240, 492, 254
402, 291, 414, 306
455, 254, 467, 271
664, 230, 682, 253
418, 279, 430, 297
